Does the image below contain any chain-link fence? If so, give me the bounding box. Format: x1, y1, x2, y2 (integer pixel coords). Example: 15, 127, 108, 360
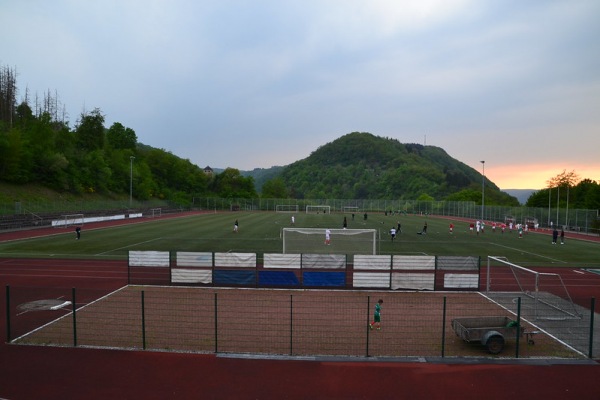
2, 197, 597, 235
7, 286, 597, 359
192, 198, 598, 235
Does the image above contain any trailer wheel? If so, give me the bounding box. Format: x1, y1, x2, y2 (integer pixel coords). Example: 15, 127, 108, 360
486, 335, 505, 354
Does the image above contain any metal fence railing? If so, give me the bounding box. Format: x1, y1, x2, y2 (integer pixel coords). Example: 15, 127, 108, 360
6, 286, 597, 360
192, 198, 599, 236
2, 198, 598, 235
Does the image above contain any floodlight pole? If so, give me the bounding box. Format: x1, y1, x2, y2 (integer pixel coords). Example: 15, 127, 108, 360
480, 161, 485, 222
130, 156, 135, 207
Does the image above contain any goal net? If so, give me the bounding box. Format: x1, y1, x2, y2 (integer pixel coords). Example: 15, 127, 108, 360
342, 206, 360, 213
55, 214, 84, 228
276, 205, 299, 213
486, 256, 581, 320
306, 205, 330, 214
149, 208, 162, 218
282, 228, 377, 255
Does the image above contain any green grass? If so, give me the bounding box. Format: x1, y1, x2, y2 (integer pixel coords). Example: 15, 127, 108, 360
1, 211, 598, 269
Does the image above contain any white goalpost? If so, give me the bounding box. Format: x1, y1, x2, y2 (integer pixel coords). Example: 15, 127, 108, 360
54, 214, 84, 228
486, 256, 581, 320
342, 206, 360, 213
276, 205, 299, 213
282, 228, 377, 255
305, 205, 330, 214
149, 208, 162, 218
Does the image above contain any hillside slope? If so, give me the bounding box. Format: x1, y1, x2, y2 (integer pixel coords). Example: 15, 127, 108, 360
276, 132, 516, 203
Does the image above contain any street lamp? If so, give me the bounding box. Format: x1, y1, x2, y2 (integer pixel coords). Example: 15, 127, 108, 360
480, 161, 485, 222
130, 156, 135, 207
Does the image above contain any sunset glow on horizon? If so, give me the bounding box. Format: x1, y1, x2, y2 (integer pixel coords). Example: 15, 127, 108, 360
485, 164, 600, 190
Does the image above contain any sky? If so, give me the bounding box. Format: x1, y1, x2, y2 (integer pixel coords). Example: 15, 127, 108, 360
2, 0, 599, 190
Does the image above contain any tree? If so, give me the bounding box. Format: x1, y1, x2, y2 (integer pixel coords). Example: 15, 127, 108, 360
0, 65, 17, 128
212, 168, 257, 198
107, 122, 137, 150
261, 177, 288, 198
75, 108, 105, 151
445, 189, 481, 203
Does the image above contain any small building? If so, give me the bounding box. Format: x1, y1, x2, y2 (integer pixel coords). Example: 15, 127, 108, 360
203, 166, 213, 176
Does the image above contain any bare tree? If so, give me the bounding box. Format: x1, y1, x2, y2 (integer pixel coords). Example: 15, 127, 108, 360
0, 65, 18, 128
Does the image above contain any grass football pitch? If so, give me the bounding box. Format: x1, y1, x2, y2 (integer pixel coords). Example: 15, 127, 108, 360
0, 211, 598, 269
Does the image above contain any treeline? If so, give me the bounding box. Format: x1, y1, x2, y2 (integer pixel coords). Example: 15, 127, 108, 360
0, 66, 256, 203
0, 104, 257, 203
525, 180, 600, 210
2, 65, 598, 208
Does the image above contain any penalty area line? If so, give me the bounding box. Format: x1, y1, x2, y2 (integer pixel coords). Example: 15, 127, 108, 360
96, 237, 164, 256
490, 242, 566, 264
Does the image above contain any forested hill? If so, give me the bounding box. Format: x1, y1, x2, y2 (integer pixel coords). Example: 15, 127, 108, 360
277, 132, 518, 204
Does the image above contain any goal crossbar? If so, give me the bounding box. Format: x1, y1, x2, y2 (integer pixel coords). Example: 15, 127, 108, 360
305, 205, 330, 214
54, 214, 84, 228
282, 228, 377, 255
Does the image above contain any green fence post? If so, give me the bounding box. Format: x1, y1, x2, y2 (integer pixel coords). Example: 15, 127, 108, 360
214, 293, 218, 353
589, 297, 595, 359
141, 291, 146, 350
289, 294, 293, 356
6, 285, 10, 343
366, 296, 371, 357
515, 297, 521, 358
72, 288, 77, 347
441, 296, 447, 358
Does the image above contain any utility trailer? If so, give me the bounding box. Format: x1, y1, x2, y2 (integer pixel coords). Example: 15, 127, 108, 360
452, 316, 525, 354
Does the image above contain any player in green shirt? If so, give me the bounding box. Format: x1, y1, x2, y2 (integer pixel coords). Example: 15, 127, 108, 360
369, 299, 383, 330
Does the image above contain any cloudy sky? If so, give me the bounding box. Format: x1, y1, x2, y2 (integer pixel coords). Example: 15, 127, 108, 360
2, 0, 599, 189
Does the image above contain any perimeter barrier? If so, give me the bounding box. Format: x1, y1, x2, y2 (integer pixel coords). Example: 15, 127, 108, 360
127, 251, 482, 291
5, 285, 597, 359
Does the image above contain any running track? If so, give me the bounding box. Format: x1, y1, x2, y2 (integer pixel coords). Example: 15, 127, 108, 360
1, 217, 599, 399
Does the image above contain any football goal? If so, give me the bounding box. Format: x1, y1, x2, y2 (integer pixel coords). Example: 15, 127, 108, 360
55, 214, 84, 228
306, 205, 330, 214
276, 204, 299, 213
282, 228, 377, 255
342, 206, 360, 213
486, 256, 581, 320
149, 208, 162, 218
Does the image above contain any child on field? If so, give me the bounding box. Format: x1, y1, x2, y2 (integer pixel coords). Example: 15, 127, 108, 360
369, 299, 384, 331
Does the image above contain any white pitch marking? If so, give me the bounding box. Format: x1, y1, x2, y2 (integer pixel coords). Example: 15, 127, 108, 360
490, 242, 566, 263
96, 237, 163, 255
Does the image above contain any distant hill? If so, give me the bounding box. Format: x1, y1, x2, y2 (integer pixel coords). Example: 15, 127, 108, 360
240, 132, 518, 204
240, 166, 284, 192
502, 189, 537, 205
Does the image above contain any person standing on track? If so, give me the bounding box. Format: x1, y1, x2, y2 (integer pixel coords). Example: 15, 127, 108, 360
369, 299, 383, 330
325, 228, 331, 245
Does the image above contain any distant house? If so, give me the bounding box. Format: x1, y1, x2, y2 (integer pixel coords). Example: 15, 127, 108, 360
203, 166, 213, 176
